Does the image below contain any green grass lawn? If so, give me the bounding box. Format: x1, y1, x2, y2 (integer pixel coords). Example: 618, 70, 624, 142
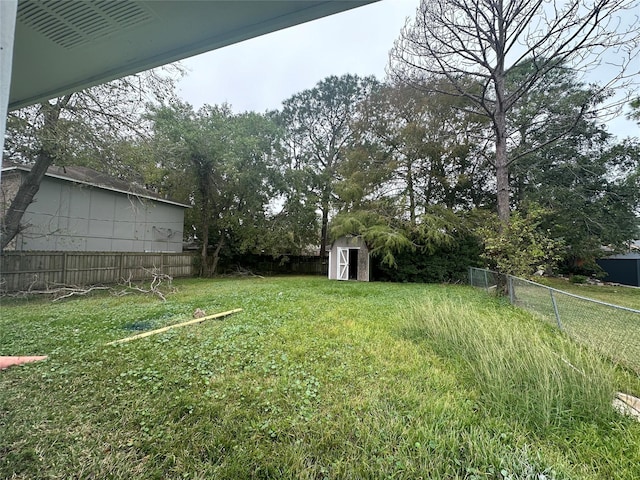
1, 277, 640, 479
536, 277, 640, 311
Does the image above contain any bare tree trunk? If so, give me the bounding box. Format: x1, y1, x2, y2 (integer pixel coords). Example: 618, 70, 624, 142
406, 159, 416, 225
199, 227, 209, 277
1, 151, 53, 251
495, 123, 510, 224
494, 66, 510, 225
194, 158, 213, 277
319, 202, 329, 260
1, 95, 72, 251
210, 236, 224, 276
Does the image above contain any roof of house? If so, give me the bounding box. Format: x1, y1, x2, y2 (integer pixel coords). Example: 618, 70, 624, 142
9, 1, 375, 110
2, 163, 190, 208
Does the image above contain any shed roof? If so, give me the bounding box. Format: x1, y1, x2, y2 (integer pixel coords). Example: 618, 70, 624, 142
2, 163, 190, 208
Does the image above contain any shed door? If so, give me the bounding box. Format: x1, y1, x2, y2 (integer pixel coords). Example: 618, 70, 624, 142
337, 248, 349, 280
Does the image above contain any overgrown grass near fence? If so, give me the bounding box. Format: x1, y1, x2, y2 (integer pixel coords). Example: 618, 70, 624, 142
470, 268, 640, 374
405, 297, 619, 434
2, 277, 640, 479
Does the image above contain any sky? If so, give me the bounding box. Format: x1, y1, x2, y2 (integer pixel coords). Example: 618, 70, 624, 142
176, 0, 637, 138
177, 0, 420, 113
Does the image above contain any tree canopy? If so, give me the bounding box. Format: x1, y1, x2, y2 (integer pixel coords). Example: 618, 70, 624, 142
389, 0, 640, 224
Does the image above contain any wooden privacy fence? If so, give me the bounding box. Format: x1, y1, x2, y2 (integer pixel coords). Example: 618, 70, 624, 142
0, 251, 196, 292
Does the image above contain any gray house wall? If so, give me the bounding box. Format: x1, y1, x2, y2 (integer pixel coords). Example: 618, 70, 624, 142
596, 253, 640, 287
4, 174, 185, 253
328, 235, 370, 281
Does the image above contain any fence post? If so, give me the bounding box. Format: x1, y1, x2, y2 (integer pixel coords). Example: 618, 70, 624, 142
468, 267, 473, 286
508, 275, 515, 305
62, 252, 68, 285
549, 289, 563, 330
483, 269, 489, 292
118, 252, 124, 282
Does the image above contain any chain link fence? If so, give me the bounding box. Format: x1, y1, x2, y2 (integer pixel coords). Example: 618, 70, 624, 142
469, 267, 640, 373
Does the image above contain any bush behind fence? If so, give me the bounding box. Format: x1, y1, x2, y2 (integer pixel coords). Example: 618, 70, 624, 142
469, 267, 640, 373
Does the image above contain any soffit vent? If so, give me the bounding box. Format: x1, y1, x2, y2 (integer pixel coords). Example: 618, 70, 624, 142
17, 0, 153, 50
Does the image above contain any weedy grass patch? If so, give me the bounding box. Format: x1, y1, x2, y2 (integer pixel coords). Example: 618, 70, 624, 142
1, 277, 639, 479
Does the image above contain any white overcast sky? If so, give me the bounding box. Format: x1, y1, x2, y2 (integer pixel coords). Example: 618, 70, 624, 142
177, 0, 637, 137
177, 0, 420, 113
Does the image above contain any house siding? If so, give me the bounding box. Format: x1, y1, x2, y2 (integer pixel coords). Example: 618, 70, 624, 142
596, 254, 640, 287
4, 173, 185, 253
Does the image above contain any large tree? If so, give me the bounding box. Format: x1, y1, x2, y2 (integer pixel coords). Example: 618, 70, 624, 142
149, 101, 284, 275
278, 74, 378, 258
340, 80, 492, 220
506, 62, 640, 264
1, 68, 179, 251
390, 0, 640, 224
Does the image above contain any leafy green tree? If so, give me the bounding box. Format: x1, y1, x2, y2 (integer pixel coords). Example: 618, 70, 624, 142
516, 136, 639, 269
390, 0, 639, 225
476, 206, 566, 276
507, 64, 640, 267
266, 165, 320, 256
149, 101, 286, 275
278, 74, 378, 258
630, 97, 640, 123
340, 81, 492, 219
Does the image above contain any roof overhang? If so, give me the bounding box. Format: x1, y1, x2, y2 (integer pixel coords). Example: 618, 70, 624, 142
9, 0, 376, 110
2, 165, 191, 208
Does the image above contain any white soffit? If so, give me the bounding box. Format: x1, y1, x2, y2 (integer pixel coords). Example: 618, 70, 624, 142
9, 0, 375, 110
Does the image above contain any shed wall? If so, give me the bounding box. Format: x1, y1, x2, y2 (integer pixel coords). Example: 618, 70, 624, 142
328, 236, 370, 281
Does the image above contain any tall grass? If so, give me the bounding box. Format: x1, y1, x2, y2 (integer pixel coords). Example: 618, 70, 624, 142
403, 295, 619, 433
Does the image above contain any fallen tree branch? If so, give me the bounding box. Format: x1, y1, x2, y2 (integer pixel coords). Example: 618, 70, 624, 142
221, 266, 265, 278
1, 277, 111, 301
1, 268, 176, 302
114, 268, 176, 301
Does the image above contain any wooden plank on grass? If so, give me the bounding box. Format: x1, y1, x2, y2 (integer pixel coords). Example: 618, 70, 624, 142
106, 309, 243, 345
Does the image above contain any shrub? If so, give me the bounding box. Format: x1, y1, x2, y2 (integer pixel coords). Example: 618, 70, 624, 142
476, 206, 566, 277
570, 274, 588, 284
373, 232, 482, 283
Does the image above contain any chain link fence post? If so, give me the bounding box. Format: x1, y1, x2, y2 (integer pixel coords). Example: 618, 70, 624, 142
549, 289, 563, 331
508, 275, 515, 305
